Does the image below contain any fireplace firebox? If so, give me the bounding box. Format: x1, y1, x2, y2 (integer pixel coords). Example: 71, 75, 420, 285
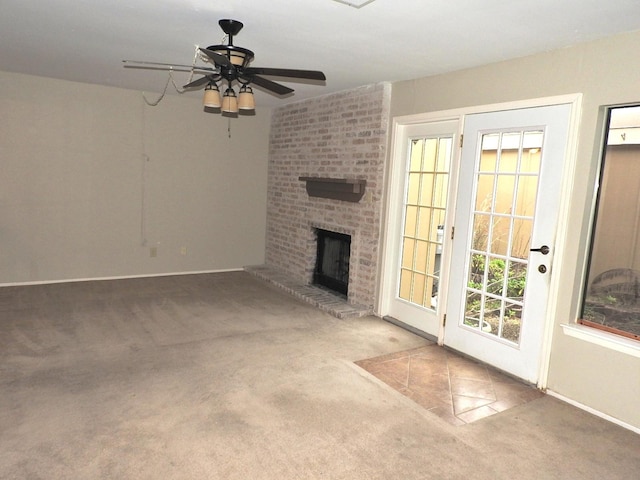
313, 229, 351, 297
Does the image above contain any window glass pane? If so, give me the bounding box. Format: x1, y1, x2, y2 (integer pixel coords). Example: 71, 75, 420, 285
581, 105, 640, 340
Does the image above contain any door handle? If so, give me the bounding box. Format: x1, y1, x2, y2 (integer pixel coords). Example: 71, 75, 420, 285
530, 245, 550, 255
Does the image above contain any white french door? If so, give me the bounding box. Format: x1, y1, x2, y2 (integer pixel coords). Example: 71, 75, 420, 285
380, 120, 459, 336
443, 104, 572, 383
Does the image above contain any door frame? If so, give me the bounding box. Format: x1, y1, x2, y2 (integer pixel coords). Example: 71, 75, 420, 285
378, 93, 582, 388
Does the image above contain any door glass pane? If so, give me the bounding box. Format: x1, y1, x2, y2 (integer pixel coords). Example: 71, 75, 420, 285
512, 218, 532, 258
401, 238, 415, 269
404, 206, 417, 236
495, 175, 516, 213
502, 301, 522, 342
490, 216, 509, 256
407, 173, 420, 204
486, 256, 505, 296
463, 130, 545, 344
476, 175, 494, 211
472, 214, 490, 251
399, 270, 412, 300
417, 207, 432, 240
515, 176, 538, 216
420, 174, 435, 205
398, 135, 454, 310
423, 138, 438, 171
410, 139, 423, 170
415, 240, 428, 273
412, 273, 426, 304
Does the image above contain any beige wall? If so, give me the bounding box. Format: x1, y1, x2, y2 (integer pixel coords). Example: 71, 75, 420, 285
390, 30, 640, 428
0, 71, 270, 283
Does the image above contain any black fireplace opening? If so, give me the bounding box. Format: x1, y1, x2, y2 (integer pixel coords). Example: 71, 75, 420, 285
313, 229, 351, 297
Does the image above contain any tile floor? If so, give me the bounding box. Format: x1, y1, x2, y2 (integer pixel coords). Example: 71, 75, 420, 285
356, 344, 544, 426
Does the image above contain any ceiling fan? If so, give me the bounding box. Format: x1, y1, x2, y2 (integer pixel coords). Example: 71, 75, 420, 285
124, 19, 326, 114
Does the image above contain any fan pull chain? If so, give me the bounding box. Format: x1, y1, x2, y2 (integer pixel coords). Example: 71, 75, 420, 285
142, 45, 201, 106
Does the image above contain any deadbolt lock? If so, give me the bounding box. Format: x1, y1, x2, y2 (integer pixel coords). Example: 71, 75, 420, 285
538, 265, 547, 274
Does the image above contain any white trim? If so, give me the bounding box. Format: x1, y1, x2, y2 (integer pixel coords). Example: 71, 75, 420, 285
389, 93, 584, 127
536, 93, 583, 388
0, 268, 243, 287
546, 389, 640, 435
561, 323, 640, 358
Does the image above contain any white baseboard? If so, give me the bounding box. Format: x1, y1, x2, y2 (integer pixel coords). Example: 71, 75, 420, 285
0, 268, 244, 287
546, 389, 640, 435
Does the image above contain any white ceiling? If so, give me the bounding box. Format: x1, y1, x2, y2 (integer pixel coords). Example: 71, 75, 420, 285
2, 0, 640, 108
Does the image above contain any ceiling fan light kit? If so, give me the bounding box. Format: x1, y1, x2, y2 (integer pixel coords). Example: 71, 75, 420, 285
123, 19, 326, 117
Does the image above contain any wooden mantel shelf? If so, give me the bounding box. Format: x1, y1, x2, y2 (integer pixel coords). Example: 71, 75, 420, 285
299, 177, 367, 202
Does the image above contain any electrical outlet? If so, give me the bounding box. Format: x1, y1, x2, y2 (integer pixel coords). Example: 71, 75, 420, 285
180, 246, 187, 256
150, 247, 157, 258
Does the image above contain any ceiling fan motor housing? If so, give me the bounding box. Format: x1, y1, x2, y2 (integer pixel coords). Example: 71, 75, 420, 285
205, 44, 254, 68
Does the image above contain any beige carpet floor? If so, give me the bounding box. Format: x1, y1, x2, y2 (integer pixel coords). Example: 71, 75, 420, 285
1, 271, 638, 479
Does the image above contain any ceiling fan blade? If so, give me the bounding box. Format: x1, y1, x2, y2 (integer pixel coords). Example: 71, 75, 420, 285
123, 65, 215, 75
124, 65, 194, 73
199, 48, 233, 68
122, 60, 216, 72
243, 67, 326, 81
248, 75, 294, 95
183, 76, 214, 89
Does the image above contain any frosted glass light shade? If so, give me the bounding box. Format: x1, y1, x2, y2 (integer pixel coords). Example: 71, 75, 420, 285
238, 85, 255, 110
203, 85, 221, 108
222, 88, 238, 113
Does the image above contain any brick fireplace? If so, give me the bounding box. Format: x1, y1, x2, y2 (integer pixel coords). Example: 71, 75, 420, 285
259, 83, 391, 312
